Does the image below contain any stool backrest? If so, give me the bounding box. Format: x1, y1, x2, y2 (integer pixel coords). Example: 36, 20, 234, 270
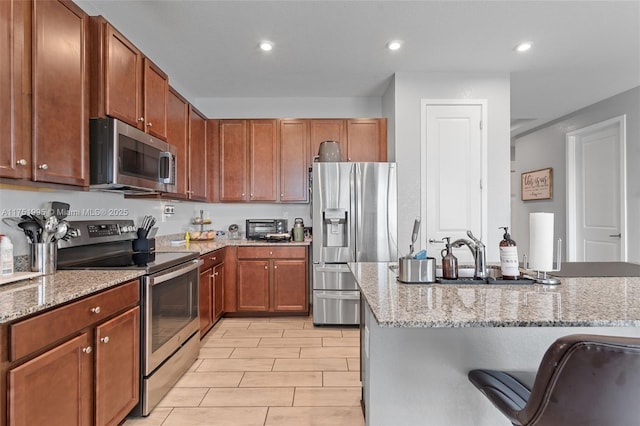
520, 334, 640, 426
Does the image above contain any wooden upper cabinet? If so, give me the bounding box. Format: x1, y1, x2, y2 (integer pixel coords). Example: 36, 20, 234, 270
91, 17, 143, 127
90, 16, 168, 140
0, 0, 30, 179
188, 107, 208, 201
309, 119, 346, 164
280, 119, 309, 202
346, 118, 387, 162
32, 0, 89, 186
249, 119, 277, 202
219, 120, 248, 201
143, 58, 168, 140
167, 87, 189, 198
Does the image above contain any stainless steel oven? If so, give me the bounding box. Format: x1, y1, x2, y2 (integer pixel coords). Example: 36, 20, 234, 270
57, 219, 201, 417
141, 258, 201, 415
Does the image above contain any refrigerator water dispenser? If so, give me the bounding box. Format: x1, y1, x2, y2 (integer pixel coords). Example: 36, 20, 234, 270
323, 208, 348, 247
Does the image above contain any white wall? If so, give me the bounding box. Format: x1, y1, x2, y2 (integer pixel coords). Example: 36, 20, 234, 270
194, 97, 382, 119
389, 72, 511, 262
512, 86, 640, 263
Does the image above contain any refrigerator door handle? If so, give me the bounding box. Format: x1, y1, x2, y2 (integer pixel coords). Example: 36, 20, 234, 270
315, 265, 352, 273
351, 163, 359, 261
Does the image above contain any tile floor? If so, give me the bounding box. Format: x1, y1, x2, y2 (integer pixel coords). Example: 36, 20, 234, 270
124, 316, 364, 426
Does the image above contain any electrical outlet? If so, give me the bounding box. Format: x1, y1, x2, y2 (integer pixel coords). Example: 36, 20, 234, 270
163, 204, 175, 215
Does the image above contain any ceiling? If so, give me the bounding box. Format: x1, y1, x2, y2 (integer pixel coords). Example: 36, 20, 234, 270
76, 1, 640, 136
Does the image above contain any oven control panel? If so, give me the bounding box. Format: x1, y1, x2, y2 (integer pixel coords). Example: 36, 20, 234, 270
87, 223, 122, 238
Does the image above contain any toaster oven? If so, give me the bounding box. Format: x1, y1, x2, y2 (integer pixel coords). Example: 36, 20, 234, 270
246, 219, 288, 240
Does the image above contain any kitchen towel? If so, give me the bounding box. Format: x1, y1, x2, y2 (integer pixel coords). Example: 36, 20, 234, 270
529, 212, 554, 271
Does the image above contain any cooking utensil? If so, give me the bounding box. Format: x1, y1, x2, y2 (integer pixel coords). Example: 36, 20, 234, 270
18, 220, 40, 243
52, 221, 68, 242
408, 217, 421, 258
41, 216, 58, 243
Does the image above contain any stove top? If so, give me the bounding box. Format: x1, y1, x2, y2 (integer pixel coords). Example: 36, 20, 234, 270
57, 219, 198, 274
59, 251, 198, 274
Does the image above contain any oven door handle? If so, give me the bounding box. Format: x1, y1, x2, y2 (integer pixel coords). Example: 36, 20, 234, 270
148, 259, 203, 287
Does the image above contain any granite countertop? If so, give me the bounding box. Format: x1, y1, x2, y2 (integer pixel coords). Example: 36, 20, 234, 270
349, 262, 640, 328
0, 237, 311, 324
0, 270, 145, 324
156, 237, 311, 255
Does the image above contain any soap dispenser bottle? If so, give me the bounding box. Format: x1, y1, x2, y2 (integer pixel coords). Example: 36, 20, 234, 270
441, 237, 458, 280
499, 227, 519, 279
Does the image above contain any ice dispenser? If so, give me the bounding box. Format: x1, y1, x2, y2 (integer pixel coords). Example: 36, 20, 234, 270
323, 208, 348, 247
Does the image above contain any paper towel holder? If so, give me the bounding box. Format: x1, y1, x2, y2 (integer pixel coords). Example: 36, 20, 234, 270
523, 238, 562, 285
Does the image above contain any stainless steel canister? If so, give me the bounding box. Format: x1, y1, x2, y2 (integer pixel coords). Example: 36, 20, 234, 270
30, 242, 57, 275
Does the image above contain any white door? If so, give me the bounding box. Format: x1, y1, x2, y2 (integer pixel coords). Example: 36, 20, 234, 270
422, 103, 485, 264
567, 116, 626, 261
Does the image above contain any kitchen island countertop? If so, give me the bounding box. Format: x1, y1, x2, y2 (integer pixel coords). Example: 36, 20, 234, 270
350, 261, 640, 328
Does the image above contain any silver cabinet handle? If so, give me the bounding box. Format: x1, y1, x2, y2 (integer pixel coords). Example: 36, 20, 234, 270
241, 193, 245, 197
146, 122, 153, 127
264, 265, 268, 270
281, 193, 284, 197
100, 336, 110, 344
90, 306, 101, 314
610, 233, 622, 238
82, 346, 92, 354
269, 251, 273, 256
214, 271, 219, 276
138, 117, 145, 122
38, 164, 48, 170
274, 265, 278, 269
16, 159, 27, 166
211, 256, 216, 261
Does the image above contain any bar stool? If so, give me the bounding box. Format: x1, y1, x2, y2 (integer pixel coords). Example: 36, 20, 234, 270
468, 334, 640, 426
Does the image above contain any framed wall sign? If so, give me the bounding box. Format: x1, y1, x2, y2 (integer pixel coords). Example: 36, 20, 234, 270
521, 167, 553, 201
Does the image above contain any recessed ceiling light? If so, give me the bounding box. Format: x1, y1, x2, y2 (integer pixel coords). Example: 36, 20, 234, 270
259, 41, 273, 52
514, 41, 533, 52
387, 40, 402, 51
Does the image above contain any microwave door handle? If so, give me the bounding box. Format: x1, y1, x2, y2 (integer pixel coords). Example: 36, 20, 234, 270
158, 151, 173, 183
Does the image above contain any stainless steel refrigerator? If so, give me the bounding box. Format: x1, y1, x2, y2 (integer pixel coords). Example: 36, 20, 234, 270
312, 162, 397, 325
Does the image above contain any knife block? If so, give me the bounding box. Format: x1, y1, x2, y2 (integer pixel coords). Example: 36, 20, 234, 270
133, 238, 155, 253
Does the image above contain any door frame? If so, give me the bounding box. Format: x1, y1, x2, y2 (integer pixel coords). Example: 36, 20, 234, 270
565, 114, 627, 261
419, 99, 488, 246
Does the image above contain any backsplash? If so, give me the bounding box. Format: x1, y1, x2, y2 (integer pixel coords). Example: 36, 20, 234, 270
0, 187, 311, 256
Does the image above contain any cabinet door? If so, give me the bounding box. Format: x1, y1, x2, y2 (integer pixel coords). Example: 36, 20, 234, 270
346, 119, 387, 162
188, 107, 208, 200
309, 119, 346, 164
167, 87, 189, 197
249, 120, 277, 201
272, 259, 308, 312
213, 263, 225, 321
237, 260, 270, 311
95, 307, 140, 426
103, 23, 142, 128
0, 0, 30, 179
199, 266, 213, 336
143, 58, 168, 140
279, 119, 309, 202
8, 333, 93, 426
219, 120, 248, 201
32, 0, 89, 186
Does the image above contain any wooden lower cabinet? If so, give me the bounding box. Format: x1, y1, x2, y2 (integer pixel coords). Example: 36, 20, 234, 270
236, 246, 308, 314
95, 307, 140, 426
199, 249, 226, 337
4, 281, 140, 426
8, 333, 93, 426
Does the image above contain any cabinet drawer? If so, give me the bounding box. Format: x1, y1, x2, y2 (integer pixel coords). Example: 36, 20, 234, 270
200, 248, 226, 270
237, 246, 306, 259
9, 280, 139, 361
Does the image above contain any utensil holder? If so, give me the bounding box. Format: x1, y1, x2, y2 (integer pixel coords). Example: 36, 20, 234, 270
30, 242, 57, 275
133, 238, 155, 253
397, 257, 436, 283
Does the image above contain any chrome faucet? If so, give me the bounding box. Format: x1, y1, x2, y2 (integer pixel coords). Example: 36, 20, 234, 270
451, 230, 487, 279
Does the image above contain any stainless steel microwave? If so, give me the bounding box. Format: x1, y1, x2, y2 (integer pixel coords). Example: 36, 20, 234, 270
246, 219, 288, 239
89, 118, 177, 193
